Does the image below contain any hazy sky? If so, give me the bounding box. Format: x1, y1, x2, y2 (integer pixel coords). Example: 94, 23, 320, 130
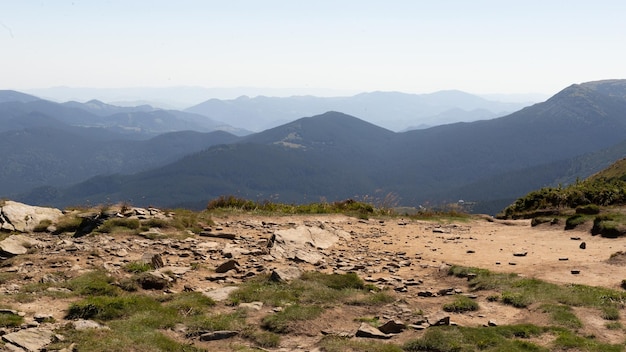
2, 0, 625, 96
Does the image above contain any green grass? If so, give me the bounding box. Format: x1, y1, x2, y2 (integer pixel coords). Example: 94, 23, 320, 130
449, 265, 626, 316
206, 195, 376, 217
122, 261, 153, 273
54, 214, 83, 233
403, 325, 548, 352
96, 217, 140, 234
229, 271, 374, 307
553, 328, 624, 352
443, 295, 480, 313
540, 304, 582, 329
64, 270, 120, 296
320, 335, 403, 352
0, 309, 24, 327
261, 304, 323, 333
565, 214, 587, 230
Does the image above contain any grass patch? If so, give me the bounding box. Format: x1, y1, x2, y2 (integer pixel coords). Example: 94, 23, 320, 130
230, 271, 373, 307
403, 324, 548, 352
565, 214, 587, 230
64, 270, 119, 296
443, 296, 480, 313
123, 261, 153, 273
0, 310, 24, 327
320, 335, 403, 352
261, 304, 323, 333
601, 306, 620, 320
66, 295, 161, 320
553, 328, 624, 352
96, 217, 140, 234
187, 310, 247, 335
347, 291, 396, 306
54, 214, 83, 233
605, 321, 623, 330
241, 328, 281, 348
540, 304, 582, 329
449, 265, 626, 316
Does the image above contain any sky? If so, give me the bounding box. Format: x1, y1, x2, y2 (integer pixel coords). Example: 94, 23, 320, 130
1, 0, 626, 98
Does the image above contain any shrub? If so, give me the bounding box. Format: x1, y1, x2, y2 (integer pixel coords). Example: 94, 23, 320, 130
97, 218, 140, 233
54, 215, 83, 234
576, 204, 600, 215
443, 296, 480, 313
565, 214, 586, 230
601, 306, 620, 320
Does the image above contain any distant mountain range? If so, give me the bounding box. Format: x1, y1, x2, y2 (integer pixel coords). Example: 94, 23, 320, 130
185, 90, 530, 131
4, 81, 626, 214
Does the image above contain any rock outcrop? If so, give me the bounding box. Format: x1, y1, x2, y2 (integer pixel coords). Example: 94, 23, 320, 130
0, 201, 63, 233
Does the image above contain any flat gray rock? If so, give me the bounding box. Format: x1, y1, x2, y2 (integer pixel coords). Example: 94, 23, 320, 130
355, 323, 392, 339
203, 286, 238, 301
2, 328, 54, 351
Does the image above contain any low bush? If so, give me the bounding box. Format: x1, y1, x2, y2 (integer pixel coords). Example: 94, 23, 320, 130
565, 214, 586, 230
576, 204, 600, 215
443, 296, 480, 313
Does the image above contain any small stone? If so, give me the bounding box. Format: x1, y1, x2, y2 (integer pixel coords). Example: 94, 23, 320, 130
355, 323, 392, 339
199, 330, 238, 341
579, 242, 586, 249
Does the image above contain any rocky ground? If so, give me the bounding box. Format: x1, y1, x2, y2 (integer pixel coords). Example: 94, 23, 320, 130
0, 201, 626, 351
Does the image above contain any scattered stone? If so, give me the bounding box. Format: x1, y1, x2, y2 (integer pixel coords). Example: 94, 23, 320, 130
570, 237, 581, 240
466, 250, 475, 254
579, 242, 586, 249
321, 329, 354, 338
203, 286, 238, 302
559, 257, 569, 261
355, 323, 392, 339
239, 302, 263, 311
199, 231, 237, 240
488, 320, 498, 326
571, 269, 581, 275
378, 320, 406, 334
270, 267, 302, 283
215, 259, 240, 273
199, 330, 239, 341
427, 313, 450, 326
513, 251, 528, 257
141, 252, 164, 269
72, 319, 110, 330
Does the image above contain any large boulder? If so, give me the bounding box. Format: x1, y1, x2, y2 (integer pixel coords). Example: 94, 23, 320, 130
269, 224, 350, 264
0, 200, 63, 233
0, 234, 44, 257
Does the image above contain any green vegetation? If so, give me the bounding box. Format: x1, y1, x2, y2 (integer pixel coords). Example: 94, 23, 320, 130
122, 261, 153, 273
320, 336, 404, 352
565, 214, 587, 230
53, 214, 83, 233
229, 271, 378, 307
403, 324, 548, 352
443, 295, 480, 313
96, 217, 140, 233
207, 195, 375, 217
0, 309, 24, 327
261, 304, 323, 333
448, 265, 626, 317
33, 219, 53, 232
540, 304, 582, 329
592, 214, 626, 237
500, 178, 626, 219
